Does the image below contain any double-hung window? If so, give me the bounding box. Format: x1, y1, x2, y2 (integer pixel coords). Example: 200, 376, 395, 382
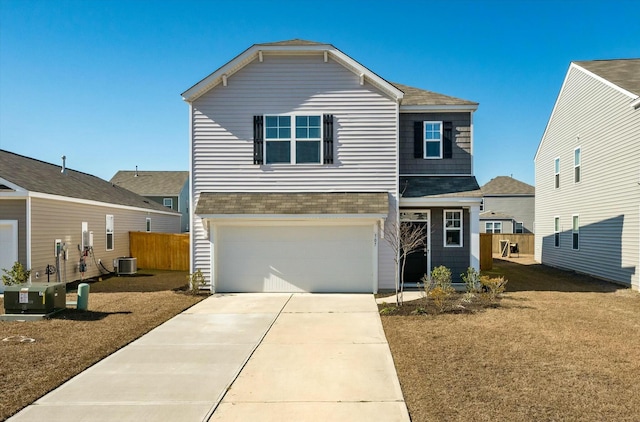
264, 115, 321, 164
574, 147, 581, 183
424, 121, 442, 159
554, 157, 560, 188
572, 215, 579, 250
444, 210, 463, 247
485, 221, 502, 234
554, 216, 560, 247
106, 215, 114, 251
514, 222, 524, 234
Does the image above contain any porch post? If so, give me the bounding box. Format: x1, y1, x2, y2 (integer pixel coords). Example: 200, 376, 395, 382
470, 204, 480, 271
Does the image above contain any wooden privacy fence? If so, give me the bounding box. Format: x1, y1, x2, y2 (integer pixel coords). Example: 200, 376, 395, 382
480, 233, 493, 270
490, 233, 534, 255
129, 232, 189, 271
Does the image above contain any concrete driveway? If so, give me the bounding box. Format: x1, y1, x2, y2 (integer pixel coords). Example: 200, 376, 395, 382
9, 293, 409, 422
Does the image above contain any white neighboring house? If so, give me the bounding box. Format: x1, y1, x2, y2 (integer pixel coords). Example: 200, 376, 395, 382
534, 59, 640, 290
183, 39, 482, 293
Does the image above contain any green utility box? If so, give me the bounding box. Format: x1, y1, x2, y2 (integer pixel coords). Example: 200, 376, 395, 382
3, 282, 66, 314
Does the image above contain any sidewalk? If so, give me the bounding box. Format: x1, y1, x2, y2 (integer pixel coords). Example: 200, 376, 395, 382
9, 293, 409, 422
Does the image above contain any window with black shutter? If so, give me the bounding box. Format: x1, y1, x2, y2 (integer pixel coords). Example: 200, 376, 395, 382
253, 115, 264, 165
443, 121, 453, 159
323, 114, 334, 164
414, 121, 423, 158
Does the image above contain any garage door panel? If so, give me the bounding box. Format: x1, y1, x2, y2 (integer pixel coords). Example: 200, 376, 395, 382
217, 224, 373, 293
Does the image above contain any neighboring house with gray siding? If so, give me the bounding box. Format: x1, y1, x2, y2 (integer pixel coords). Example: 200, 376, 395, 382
183, 39, 481, 293
110, 170, 190, 232
0, 150, 181, 292
534, 59, 640, 290
480, 176, 535, 234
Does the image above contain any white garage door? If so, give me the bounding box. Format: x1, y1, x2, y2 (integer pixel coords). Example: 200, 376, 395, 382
216, 224, 374, 293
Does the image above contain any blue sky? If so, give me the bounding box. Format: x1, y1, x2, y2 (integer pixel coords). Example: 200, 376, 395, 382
1, 0, 639, 186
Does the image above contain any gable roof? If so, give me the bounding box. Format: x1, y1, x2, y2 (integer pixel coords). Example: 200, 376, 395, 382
181, 39, 478, 110
480, 210, 514, 220
0, 150, 177, 214
574, 59, 640, 97
181, 39, 404, 103
481, 176, 535, 196
110, 171, 188, 196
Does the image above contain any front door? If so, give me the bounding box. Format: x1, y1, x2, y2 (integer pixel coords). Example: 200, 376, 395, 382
400, 211, 430, 285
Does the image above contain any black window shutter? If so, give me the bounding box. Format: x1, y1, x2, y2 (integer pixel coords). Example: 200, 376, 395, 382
323, 114, 334, 164
443, 121, 453, 159
253, 115, 263, 165
414, 121, 423, 158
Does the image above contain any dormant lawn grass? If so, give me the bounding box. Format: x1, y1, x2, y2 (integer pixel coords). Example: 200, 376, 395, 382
381, 260, 640, 422
0, 270, 204, 421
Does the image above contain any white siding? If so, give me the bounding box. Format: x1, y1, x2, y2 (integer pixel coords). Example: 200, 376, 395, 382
190, 53, 399, 289
535, 65, 640, 289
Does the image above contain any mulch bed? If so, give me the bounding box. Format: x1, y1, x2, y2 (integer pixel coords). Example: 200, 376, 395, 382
0, 270, 205, 421
380, 260, 640, 421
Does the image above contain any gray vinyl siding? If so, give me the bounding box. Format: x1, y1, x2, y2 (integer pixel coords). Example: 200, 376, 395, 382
429, 208, 470, 282
29, 197, 180, 283
178, 181, 190, 232
535, 65, 640, 289
399, 112, 472, 174
190, 53, 398, 289
0, 199, 27, 266
483, 196, 534, 233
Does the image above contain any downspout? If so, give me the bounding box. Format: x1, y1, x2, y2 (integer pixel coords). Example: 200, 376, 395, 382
26, 195, 32, 280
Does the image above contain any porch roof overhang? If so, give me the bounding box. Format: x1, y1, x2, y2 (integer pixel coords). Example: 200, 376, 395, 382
399, 176, 482, 207
195, 192, 389, 218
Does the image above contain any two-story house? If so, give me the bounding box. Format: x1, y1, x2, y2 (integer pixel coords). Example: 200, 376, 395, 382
480, 176, 535, 234
183, 40, 481, 293
535, 59, 640, 291
110, 170, 190, 232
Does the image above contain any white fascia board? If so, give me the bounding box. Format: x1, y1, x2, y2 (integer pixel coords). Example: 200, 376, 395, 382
26, 191, 180, 216
0, 177, 27, 192
400, 104, 478, 112
181, 43, 404, 103
400, 197, 483, 207
198, 213, 388, 222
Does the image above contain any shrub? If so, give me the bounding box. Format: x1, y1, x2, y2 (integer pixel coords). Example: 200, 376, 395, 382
480, 275, 508, 303
461, 266, 482, 293
186, 269, 206, 295
1, 261, 31, 286
423, 266, 455, 313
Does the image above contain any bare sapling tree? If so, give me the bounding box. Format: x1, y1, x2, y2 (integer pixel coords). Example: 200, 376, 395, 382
385, 220, 427, 305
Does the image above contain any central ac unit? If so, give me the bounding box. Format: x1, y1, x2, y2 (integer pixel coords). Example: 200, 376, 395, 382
115, 257, 137, 275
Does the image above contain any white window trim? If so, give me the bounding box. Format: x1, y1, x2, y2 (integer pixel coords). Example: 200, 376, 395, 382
554, 157, 560, 189
574, 146, 581, 184
423, 121, 443, 159
485, 221, 502, 234
264, 114, 323, 165
106, 214, 114, 251
163, 198, 173, 208
514, 221, 524, 234
572, 214, 579, 250
554, 216, 560, 248
443, 209, 463, 248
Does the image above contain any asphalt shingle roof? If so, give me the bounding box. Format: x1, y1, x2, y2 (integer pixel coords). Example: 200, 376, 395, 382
195, 192, 389, 215
480, 210, 514, 220
391, 82, 478, 106
574, 59, 640, 96
110, 171, 188, 196
399, 176, 482, 198
0, 150, 177, 213
481, 176, 535, 195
